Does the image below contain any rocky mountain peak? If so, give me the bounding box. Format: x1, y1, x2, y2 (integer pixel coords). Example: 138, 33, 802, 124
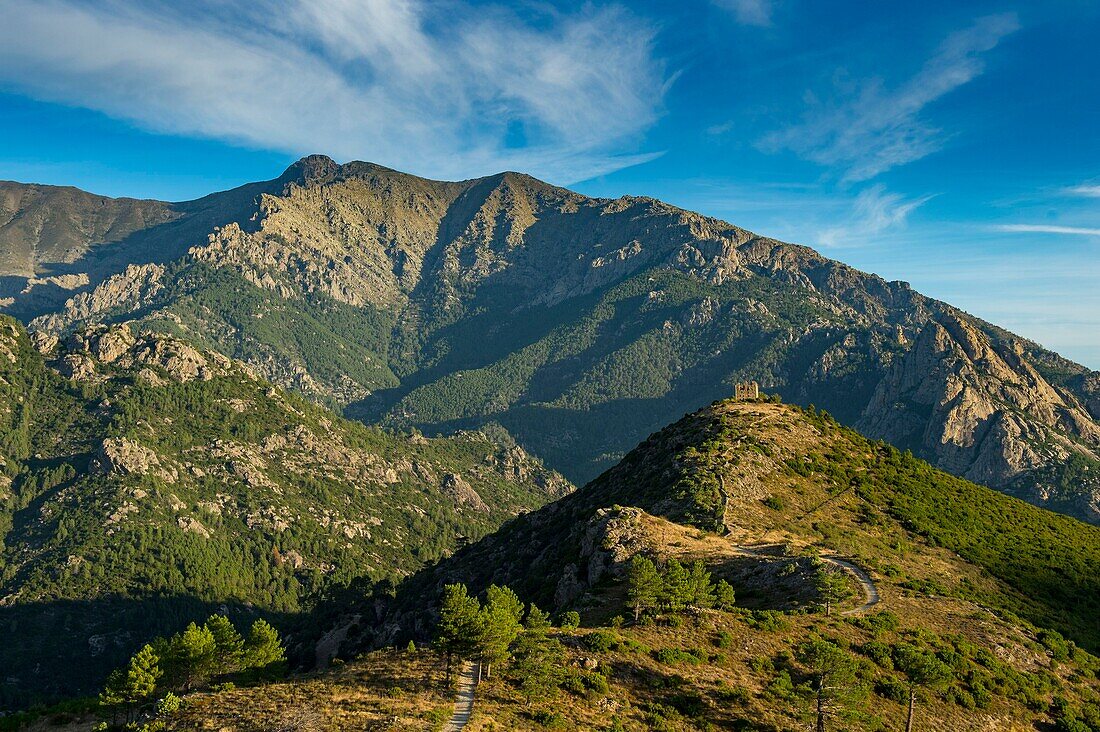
279, 154, 342, 187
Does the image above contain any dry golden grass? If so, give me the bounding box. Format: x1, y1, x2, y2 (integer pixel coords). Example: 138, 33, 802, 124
166, 650, 452, 732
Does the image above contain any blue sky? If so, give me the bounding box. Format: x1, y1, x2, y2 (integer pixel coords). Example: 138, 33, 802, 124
0, 0, 1097, 368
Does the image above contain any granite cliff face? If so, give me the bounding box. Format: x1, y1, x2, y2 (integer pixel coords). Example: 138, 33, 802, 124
857, 310, 1100, 521
2, 156, 1098, 521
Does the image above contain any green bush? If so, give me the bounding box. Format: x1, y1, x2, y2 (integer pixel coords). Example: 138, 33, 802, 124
532, 709, 568, 728
583, 631, 618, 653
762, 495, 785, 511
852, 611, 900, 634
653, 648, 706, 665
862, 641, 894, 669
874, 676, 909, 703
156, 693, 181, 716
747, 610, 790, 632
558, 611, 581, 630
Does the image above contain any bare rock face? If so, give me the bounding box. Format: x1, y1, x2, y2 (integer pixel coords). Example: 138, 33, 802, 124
858, 310, 1100, 517
441, 473, 489, 513
177, 515, 211, 538
123, 337, 222, 382
553, 507, 648, 607
92, 437, 161, 478
89, 326, 136, 363
30, 330, 58, 355
57, 353, 97, 381
50, 324, 232, 384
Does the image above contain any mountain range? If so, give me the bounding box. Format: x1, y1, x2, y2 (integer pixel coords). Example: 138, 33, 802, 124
2, 156, 1100, 718
2, 156, 1097, 523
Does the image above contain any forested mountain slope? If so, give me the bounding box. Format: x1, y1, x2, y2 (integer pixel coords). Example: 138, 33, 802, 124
2, 156, 1097, 521
0, 316, 567, 707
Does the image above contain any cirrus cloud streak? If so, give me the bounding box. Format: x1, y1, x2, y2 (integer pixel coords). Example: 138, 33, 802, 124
0, 0, 668, 184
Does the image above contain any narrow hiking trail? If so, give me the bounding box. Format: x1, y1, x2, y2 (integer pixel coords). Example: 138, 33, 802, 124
823, 555, 880, 614
726, 542, 881, 614
443, 660, 479, 732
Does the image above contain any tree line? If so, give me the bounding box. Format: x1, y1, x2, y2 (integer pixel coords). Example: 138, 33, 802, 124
97, 614, 286, 729
626, 555, 736, 621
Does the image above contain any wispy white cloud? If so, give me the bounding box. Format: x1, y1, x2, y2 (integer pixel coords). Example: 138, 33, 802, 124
713, 0, 773, 27
760, 13, 1020, 182
0, 0, 667, 184
817, 185, 932, 247
1066, 184, 1100, 198
997, 224, 1100, 236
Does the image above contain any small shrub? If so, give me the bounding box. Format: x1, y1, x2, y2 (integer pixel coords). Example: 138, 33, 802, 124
748, 610, 790, 632
584, 631, 618, 652
532, 709, 568, 728
875, 676, 908, 704
654, 648, 705, 665
558, 611, 581, 630
763, 495, 785, 511
852, 611, 899, 634
862, 641, 894, 669
714, 683, 751, 704
765, 670, 797, 700
668, 691, 707, 717
156, 693, 182, 716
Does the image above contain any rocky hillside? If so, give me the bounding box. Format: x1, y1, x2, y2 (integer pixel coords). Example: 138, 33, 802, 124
336, 398, 1100, 656
0, 316, 568, 708
2, 157, 1098, 521
262, 396, 1100, 732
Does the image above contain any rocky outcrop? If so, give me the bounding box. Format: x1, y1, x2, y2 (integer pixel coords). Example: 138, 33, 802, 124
51, 323, 234, 383
92, 437, 168, 480
441, 473, 489, 513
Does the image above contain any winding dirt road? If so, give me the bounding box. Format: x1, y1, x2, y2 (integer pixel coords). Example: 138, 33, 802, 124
726, 542, 880, 614
821, 555, 880, 614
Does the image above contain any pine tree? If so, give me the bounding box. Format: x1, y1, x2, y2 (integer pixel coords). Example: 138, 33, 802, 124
662, 559, 692, 612
509, 633, 566, 705
524, 604, 551, 635
627, 555, 662, 621
434, 583, 484, 681
171, 622, 217, 691
99, 668, 126, 725
797, 639, 858, 732
205, 614, 245, 674
895, 644, 952, 732
477, 585, 524, 678
714, 579, 736, 610
686, 560, 716, 609
100, 643, 162, 723
124, 644, 162, 703
815, 566, 855, 616
243, 619, 286, 670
